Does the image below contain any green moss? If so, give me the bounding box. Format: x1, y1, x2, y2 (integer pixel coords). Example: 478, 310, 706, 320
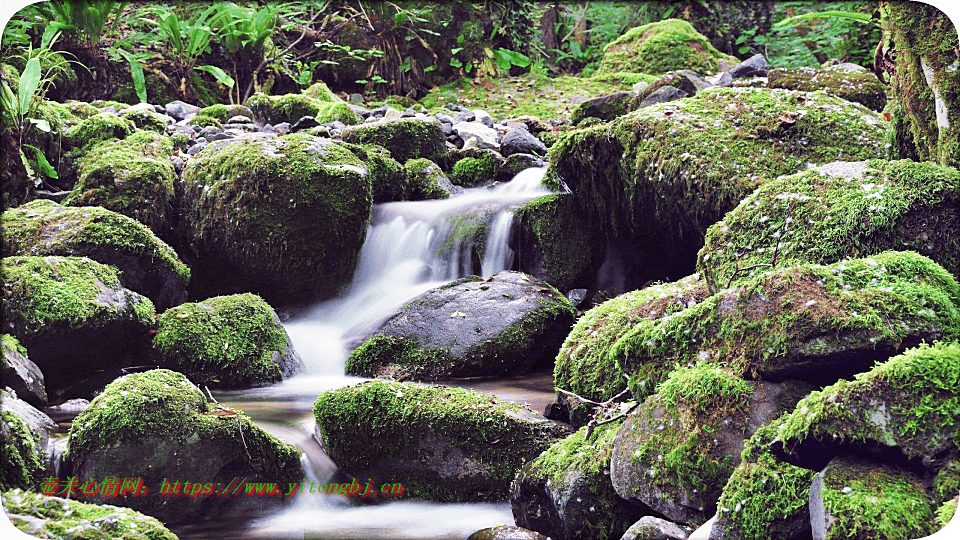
514, 194, 594, 290
152, 294, 293, 388
0, 411, 44, 491
66, 113, 135, 151
938, 497, 958, 529
64, 100, 100, 119
120, 109, 168, 133
547, 87, 888, 260
64, 130, 176, 234
596, 19, 737, 77
303, 81, 340, 102
170, 132, 191, 152
313, 380, 566, 502
767, 65, 887, 111
187, 114, 222, 128
772, 341, 960, 468
1, 255, 155, 336
933, 460, 960, 504
450, 153, 500, 187
195, 103, 251, 123
247, 92, 359, 125
2, 489, 179, 540
698, 159, 960, 288
346, 334, 454, 379
613, 252, 960, 397
340, 142, 408, 203
554, 275, 706, 404
341, 117, 447, 164
405, 158, 451, 200
589, 71, 659, 86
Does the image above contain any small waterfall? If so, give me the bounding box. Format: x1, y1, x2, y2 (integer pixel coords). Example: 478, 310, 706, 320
481, 212, 516, 277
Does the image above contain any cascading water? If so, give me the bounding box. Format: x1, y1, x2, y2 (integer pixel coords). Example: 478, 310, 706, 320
201, 168, 556, 539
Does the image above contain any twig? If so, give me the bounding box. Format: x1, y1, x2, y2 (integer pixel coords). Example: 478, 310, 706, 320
556, 387, 603, 406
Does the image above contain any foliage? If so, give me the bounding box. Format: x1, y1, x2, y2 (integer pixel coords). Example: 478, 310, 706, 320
32, 0, 127, 49
755, 1, 881, 68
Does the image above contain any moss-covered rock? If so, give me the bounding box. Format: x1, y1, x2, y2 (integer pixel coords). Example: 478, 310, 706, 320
450, 150, 504, 187
340, 142, 408, 203
346, 271, 575, 380
609, 365, 810, 525
120, 109, 168, 133
2, 200, 190, 310
809, 454, 938, 540
303, 81, 340, 102
404, 157, 458, 200
313, 380, 570, 502
512, 194, 601, 291
767, 64, 887, 111
612, 252, 960, 398
596, 19, 737, 78
768, 341, 960, 473
0, 409, 45, 491
1, 333, 47, 408
186, 114, 221, 129
64, 131, 177, 237
247, 92, 359, 125
697, 160, 960, 289
570, 91, 638, 125
152, 293, 303, 388
64, 100, 100, 119
65, 112, 135, 152
180, 133, 372, 304
67, 369, 302, 524
195, 103, 254, 123
467, 525, 549, 540
1, 256, 155, 392
553, 275, 709, 419
431, 209, 492, 273
511, 419, 643, 540
341, 117, 448, 165
2, 489, 179, 540
547, 87, 888, 288
886, 1, 960, 166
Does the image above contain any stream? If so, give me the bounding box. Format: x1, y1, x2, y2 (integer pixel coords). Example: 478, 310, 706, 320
170, 167, 556, 539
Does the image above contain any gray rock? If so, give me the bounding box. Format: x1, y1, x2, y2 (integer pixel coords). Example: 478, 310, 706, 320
117, 102, 157, 115
186, 142, 207, 155
32, 190, 71, 203
1, 388, 57, 457
571, 91, 638, 124
163, 100, 200, 121
435, 113, 454, 124
346, 271, 576, 380
707, 71, 733, 87
2, 335, 47, 408
474, 109, 495, 127
728, 53, 769, 78
620, 516, 690, 540
454, 110, 476, 122
199, 125, 222, 138
291, 115, 320, 131
501, 126, 548, 156
468, 525, 551, 540
206, 132, 233, 142
402, 108, 417, 118
348, 103, 370, 118
453, 121, 500, 150
383, 107, 404, 121
348, 92, 364, 104
170, 156, 184, 174
638, 86, 689, 108
274, 122, 291, 134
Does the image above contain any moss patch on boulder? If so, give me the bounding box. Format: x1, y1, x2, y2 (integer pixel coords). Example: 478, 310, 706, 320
2, 489, 178, 540
2, 199, 190, 310
767, 64, 887, 111
0, 410, 45, 491
340, 142, 408, 203
596, 19, 737, 77
313, 380, 570, 502
152, 293, 303, 388
341, 117, 448, 164
120, 109, 168, 133
65, 112, 135, 152
513, 194, 600, 291
180, 133, 372, 304
67, 369, 302, 524
451, 150, 503, 187
247, 92, 358, 125
697, 159, 960, 289
64, 131, 177, 236
405, 158, 456, 200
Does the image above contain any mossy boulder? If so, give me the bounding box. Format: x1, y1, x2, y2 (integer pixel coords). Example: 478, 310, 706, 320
697, 160, 960, 289
553, 275, 709, 423
1, 256, 155, 392
1, 333, 46, 408
809, 454, 938, 540
610, 365, 810, 525
187, 114, 221, 129
180, 133, 372, 304
303, 81, 340, 102
120, 108, 169, 133
768, 341, 960, 473
0, 409, 45, 492
65, 112, 135, 152
596, 19, 737, 78
431, 210, 493, 275
2, 200, 190, 310
886, 1, 960, 166
313, 380, 570, 502
346, 271, 575, 380
341, 117, 448, 165
570, 91, 639, 125
66, 369, 302, 524
512, 193, 602, 291
612, 252, 960, 397
152, 293, 303, 388
404, 157, 458, 200
767, 64, 887, 111
340, 142, 408, 203
511, 419, 643, 540
247, 92, 359, 125
546, 87, 888, 288
2, 489, 179, 540
467, 526, 549, 540
451, 150, 505, 187
64, 131, 177, 237
195, 103, 254, 123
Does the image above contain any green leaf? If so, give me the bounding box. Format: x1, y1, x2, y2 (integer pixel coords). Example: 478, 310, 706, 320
28, 118, 51, 132
25, 144, 58, 179
18, 147, 37, 187
196, 65, 235, 88
18, 58, 41, 116
773, 10, 875, 29
449, 57, 462, 68
118, 49, 147, 103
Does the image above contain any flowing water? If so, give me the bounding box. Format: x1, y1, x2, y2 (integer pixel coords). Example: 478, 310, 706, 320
171, 168, 557, 539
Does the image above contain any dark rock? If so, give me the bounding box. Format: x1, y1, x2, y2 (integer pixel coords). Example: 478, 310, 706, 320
32, 189, 71, 203
291, 115, 320, 131
728, 53, 769, 78
638, 86, 689, 108
468, 525, 550, 540
170, 156, 184, 174
571, 91, 638, 124
1, 335, 47, 408
566, 288, 588, 309
445, 103, 464, 111
435, 113, 454, 124
476, 110, 495, 128
501, 127, 548, 156
163, 100, 200, 121
369, 105, 389, 117
499, 153, 546, 182
206, 132, 233, 142
346, 271, 575, 380
641, 70, 713, 100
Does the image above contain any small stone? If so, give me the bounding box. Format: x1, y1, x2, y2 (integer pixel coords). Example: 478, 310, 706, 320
728, 53, 769, 78
348, 93, 364, 104
164, 100, 201, 120
291, 116, 320, 132
453, 110, 476, 123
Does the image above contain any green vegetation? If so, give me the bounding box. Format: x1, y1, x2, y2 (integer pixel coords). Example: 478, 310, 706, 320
0, 411, 44, 491
247, 92, 358, 125
450, 152, 500, 187
514, 194, 595, 290
596, 18, 738, 77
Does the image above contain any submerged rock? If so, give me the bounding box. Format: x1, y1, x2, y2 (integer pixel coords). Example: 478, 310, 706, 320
346, 271, 575, 380
2, 199, 190, 310
152, 293, 303, 388
67, 369, 302, 524
180, 133, 372, 305
313, 380, 570, 502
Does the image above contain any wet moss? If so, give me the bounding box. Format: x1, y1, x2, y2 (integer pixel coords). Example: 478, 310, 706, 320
450, 152, 501, 187
64, 100, 101, 119
313, 380, 568, 502
341, 117, 447, 164
0, 410, 45, 491
767, 65, 887, 111
405, 158, 451, 200
247, 92, 359, 125
938, 497, 958, 529
2, 489, 179, 540
346, 334, 454, 379
303, 81, 340, 102
152, 293, 297, 388
120, 109, 168, 133
513, 194, 595, 290
698, 159, 960, 288
340, 142, 408, 203
65, 113, 135, 152
596, 19, 737, 77
187, 114, 221, 128
64, 131, 176, 235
